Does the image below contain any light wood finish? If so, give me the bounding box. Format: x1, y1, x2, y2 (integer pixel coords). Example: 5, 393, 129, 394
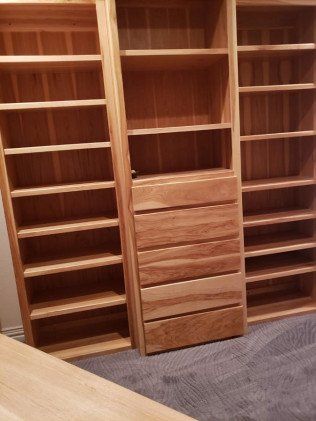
127, 123, 231, 137
241, 130, 316, 141
133, 175, 238, 212
239, 83, 316, 93
238, 44, 316, 54
0, 99, 106, 111
144, 306, 244, 354
138, 239, 241, 287
242, 176, 316, 192
142, 273, 243, 321
135, 204, 239, 250
5, 142, 111, 155
244, 208, 316, 227
0, 54, 101, 69
0, 334, 192, 420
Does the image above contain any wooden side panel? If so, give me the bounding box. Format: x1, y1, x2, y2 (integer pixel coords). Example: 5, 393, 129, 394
138, 239, 241, 287
135, 203, 239, 249
141, 272, 243, 321
133, 176, 238, 212
144, 306, 244, 353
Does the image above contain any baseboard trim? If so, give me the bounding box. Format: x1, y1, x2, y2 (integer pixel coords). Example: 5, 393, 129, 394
2, 326, 25, 342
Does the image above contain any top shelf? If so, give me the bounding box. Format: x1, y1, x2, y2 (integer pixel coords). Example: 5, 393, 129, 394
120, 49, 228, 71
237, 43, 316, 56
0, 55, 102, 71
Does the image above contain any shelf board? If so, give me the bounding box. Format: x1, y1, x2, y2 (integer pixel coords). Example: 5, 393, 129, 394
238, 43, 316, 56
127, 123, 231, 137
246, 253, 316, 283
242, 176, 316, 192
0, 55, 102, 71
4, 142, 111, 155
24, 251, 123, 278
247, 294, 316, 325
239, 83, 316, 93
244, 232, 316, 258
17, 215, 119, 238
40, 333, 131, 361
120, 48, 228, 70
243, 208, 316, 228
30, 291, 126, 320
11, 180, 116, 198
0, 99, 106, 112
241, 130, 316, 142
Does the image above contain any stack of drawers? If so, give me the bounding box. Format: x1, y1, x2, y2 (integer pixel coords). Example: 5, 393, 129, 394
133, 170, 245, 353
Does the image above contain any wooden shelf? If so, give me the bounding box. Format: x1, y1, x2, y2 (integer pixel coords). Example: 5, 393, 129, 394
246, 253, 316, 283
0, 99, 107, 112
30, 291, 126, 320
239, 83, 316, 93
247, 293, 316, 325
241, 130, 316, 142
242, 176, 316, 192
11, 180, 116, 198
120, 48, 228, 70
0, 55, 102, 70
24, 251, 123, 278
127, 123, 231, 137
17, 215, 119, 238
244, 208, 316, 228
238, 43, 316, 56
4, 142, 111, 156
40, 333, 131, 361
244, 232, 316, 258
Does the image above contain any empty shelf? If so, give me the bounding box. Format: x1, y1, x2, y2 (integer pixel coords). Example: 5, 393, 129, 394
239, 83, 316, 93
246, 254, 316, 283
241, 130, 316, 142
244, 232, 316, 258
0, 99, 106, 112
17, 215, 119, 238
30, 291, 126, 320
0, 55, 102, 70
238, 43, 316, 56
5, 142, 111, 155
244, 208, 316, 228
242, 176, 316, 192
24, 251, 123, 278
11, 180, 116, 198
127, 123, 231, 136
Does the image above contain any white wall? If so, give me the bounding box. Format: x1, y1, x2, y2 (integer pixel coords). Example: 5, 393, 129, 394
0, 193, 22, 334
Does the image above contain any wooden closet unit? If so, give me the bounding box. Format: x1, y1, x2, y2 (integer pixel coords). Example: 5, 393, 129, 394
0, 0, 315, 359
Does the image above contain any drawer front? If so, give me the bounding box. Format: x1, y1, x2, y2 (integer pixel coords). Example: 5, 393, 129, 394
138, 238, 241, 287
141, 272, 243, 321
135, 203, 239, 250
133, 176, 237, 212
144, 306, 244, 353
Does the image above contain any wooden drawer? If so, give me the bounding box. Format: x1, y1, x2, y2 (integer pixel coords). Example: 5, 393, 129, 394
141, 272, 243, 321
133, 175, 237, 212
138, 238, 241, 287
135, 203, 239, 250
144, 306, 244, 353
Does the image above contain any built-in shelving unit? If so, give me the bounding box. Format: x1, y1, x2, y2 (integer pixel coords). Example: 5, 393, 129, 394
0, 2, 133, 360
237, 1, 316, 324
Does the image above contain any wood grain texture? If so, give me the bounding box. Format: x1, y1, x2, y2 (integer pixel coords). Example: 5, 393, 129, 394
144, 306, 244, 353
138, 239, 241, 287
135, 204, 239, 249
133, 175, 238, 212
141, 272, 243, 321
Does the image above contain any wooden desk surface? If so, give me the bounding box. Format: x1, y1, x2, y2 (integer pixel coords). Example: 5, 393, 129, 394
0, 334, 193, 420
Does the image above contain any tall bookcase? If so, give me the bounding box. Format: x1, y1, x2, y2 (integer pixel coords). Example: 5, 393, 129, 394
236, 0, 316, 323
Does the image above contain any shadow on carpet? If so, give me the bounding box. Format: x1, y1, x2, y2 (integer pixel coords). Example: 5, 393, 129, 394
73, 314, 316, 420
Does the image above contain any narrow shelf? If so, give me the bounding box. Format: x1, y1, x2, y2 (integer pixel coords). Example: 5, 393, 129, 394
120, 48, 228, 70
24, 251, 123, 278
11, 180, 116, 198
0, 55, 102, 70
242, 176, 316, 192
246, 254, 316, 283
241, 130, 316, 142
30, 291, 127, 320
127, 123, 231, 137
247, 293, 316, 325
40, 333, 131, 361
238, 43, 316, 56
0, 99, 106, 112
244, 232, 316, 258
243, 208, 316, 228
17, 215, 119, 239
4, 142, 111, 155
239, 83, 316, 93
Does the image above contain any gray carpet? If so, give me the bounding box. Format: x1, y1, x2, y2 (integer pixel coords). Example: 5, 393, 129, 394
74, 315, 316, 420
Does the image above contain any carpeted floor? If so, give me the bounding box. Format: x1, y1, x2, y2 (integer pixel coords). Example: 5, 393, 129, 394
74, 315, 316, 420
